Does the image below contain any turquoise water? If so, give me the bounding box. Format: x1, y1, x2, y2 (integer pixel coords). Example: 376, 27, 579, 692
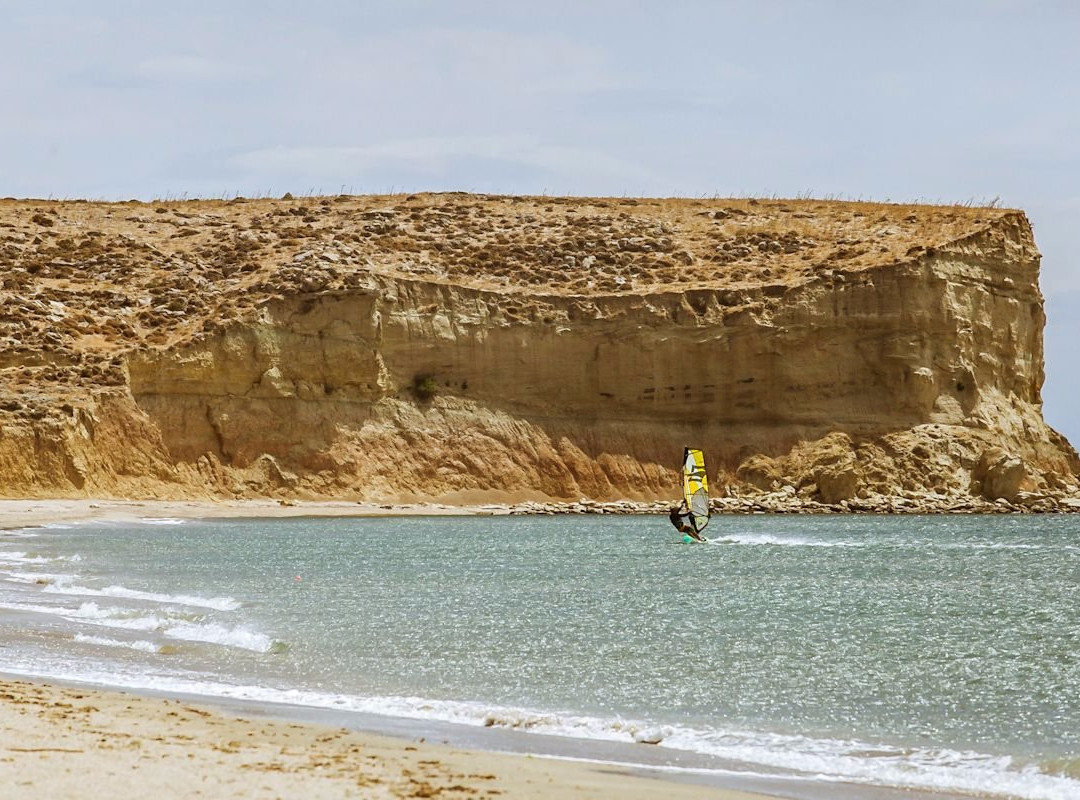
1, 514, 1078, 798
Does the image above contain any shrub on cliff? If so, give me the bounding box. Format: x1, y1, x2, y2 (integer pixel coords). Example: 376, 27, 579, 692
413, 374, 438, 402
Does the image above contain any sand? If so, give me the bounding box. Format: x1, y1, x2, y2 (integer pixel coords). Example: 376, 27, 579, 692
0, 497, 512, 532
0, 678, 778, 800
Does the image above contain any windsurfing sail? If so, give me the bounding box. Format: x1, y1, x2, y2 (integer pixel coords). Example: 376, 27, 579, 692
681, 447, 710, 535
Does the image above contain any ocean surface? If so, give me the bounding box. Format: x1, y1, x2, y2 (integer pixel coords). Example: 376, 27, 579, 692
1, 513, 1077, 799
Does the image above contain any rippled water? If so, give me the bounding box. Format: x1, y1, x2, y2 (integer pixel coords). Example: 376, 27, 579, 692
1, 513, 1078, 798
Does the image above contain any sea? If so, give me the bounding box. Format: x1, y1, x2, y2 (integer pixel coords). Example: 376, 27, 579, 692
1, 513, 1077, 799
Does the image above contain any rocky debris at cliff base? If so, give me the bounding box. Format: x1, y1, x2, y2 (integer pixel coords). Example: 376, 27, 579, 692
972, 447, 1027, 502
504, 494, 1080, 515
732, 430, 1078, 508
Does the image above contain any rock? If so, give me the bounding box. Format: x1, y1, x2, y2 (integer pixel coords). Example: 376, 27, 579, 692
633, 728, 664, 744
974, 447, 1026, 502
737, 455, 782, 492
908, 366, 937, 412
1015, 485, 1049, 505
254, 454, 299, 489
816, 463, 860, 504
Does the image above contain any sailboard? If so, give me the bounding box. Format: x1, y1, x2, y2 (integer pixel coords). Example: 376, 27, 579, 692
681, 447, 710, 539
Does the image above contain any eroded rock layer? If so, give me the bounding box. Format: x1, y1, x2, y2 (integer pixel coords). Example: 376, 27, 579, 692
1, 194, 1076, 505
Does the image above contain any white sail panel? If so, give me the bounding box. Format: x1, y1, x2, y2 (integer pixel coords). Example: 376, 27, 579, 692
682, 447, 710, 533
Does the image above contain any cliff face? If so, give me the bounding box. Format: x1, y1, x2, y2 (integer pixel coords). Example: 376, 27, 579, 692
0, 194, 1076, 504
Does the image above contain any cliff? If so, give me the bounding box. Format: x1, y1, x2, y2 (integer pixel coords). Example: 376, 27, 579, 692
1, 193, 1076, 506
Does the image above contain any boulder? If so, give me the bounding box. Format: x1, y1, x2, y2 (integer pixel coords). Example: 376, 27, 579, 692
633, 728, 664, 745
973, 447, 1025, 502
254, 453, 299, 490
736, 454, 782, 492
816, 462, 860, 504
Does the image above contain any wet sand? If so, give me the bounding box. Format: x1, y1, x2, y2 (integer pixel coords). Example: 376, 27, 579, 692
0, 677, 776, 800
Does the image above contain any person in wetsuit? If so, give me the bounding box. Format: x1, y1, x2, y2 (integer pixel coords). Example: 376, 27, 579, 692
669, 500, 705, 542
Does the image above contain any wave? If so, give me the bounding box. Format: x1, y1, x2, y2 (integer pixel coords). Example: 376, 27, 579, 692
73, 634, 166, 654
0, 600, 282, 654
70, 602, 279, 653
137, 518, 187, 526
708, 534, 1079, 553
0, 551, 54, 565
40, 578, 240, 611
1, 569, 77, 585
937, 541, 1080, 552
709, 533, 868, 548
0, 637, 1074, 800
1, 652, 1074, 800
161, 693, 1080, 800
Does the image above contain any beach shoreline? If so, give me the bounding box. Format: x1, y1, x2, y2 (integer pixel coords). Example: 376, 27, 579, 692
1, 494, 1077, 536
0, 675, 785, 800
0, 498, 1002, 800
0, 498, 509, 533
0, 673, 978, 800
1, 498, 789, 799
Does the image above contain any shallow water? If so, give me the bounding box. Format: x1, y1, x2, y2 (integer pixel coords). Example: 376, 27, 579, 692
1, 513, 1078, 798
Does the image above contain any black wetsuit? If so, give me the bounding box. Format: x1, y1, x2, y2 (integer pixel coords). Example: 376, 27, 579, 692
669, 506, 703, 540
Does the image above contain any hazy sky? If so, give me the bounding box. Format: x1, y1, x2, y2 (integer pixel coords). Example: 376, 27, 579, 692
3, 1, 1078, 442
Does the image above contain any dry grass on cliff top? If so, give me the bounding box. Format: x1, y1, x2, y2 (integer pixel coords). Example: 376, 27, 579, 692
0, 193, 1014, 404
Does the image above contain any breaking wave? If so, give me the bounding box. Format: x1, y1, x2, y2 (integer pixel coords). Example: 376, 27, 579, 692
0, 600, 282, 654
40, 579, 241, 611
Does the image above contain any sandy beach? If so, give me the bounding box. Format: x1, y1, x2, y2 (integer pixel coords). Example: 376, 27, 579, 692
0, 677, 777, 800
0, 498, 509, 533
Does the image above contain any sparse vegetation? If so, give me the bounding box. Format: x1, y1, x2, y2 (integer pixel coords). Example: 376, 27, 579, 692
0, 192, 1014, 412
413, 374, 438, 401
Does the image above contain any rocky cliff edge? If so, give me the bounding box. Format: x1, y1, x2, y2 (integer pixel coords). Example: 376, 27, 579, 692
1, 193, 1077, 508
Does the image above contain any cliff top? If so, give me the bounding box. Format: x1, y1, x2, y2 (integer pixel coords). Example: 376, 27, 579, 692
2, 192, 1013, 293
1, 193, 1019, 402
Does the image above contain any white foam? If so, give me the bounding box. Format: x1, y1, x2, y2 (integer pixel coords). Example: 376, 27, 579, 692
658, 727, 1080, 800
157, 621, 276, 652
711, 533, 867, 548
939, 541, 1062, 551
41, 579, 241, 611
0, 600, 75, 617
73, 634, 164, 654
137, 518, 187, 526
0, 551, 53, 565
0, 654, 1074, 800
67, 603, 274, 652
0, 570, 77, 584
0, 600, 278, 654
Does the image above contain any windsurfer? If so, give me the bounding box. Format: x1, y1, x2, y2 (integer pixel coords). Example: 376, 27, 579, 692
669, 501, 705, 542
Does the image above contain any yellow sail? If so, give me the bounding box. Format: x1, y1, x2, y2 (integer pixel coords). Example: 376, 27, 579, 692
681, 447, 710, 533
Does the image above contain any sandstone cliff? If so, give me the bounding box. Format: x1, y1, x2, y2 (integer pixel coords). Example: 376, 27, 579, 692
1, 194, 1076, 506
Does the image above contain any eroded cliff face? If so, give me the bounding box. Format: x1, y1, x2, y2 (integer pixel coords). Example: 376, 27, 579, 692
0, 194, 1076, 504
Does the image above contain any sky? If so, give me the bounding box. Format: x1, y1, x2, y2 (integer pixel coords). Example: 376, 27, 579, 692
2, 1, 1078, 443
